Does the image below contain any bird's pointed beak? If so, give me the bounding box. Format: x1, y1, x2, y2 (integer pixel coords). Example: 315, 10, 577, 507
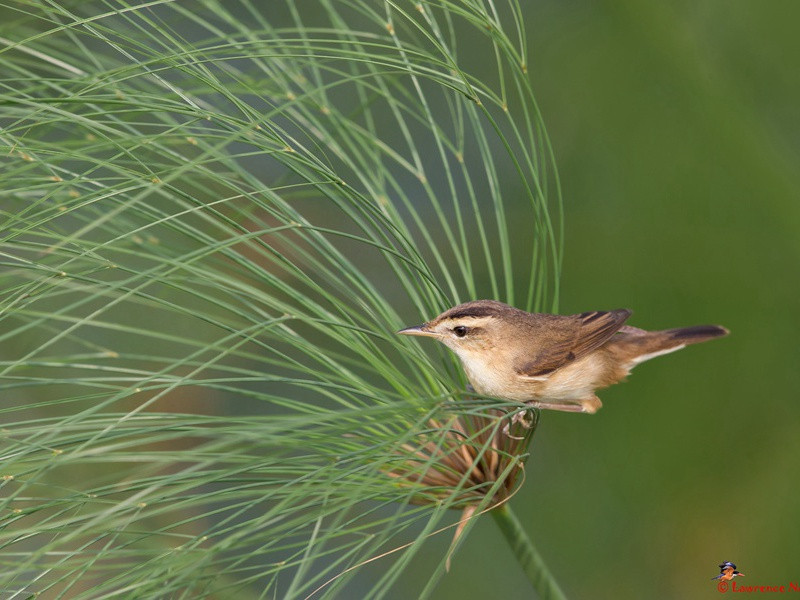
397, 324, 438, 337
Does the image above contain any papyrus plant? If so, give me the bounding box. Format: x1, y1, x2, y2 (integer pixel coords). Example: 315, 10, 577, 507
0, 1, 562, 597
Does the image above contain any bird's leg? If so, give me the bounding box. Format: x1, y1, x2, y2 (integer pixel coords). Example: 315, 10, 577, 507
527, 401, 585, 413
528, 395, 602, 414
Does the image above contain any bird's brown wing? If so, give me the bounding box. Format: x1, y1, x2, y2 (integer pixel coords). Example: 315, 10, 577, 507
515, 309, 632, 377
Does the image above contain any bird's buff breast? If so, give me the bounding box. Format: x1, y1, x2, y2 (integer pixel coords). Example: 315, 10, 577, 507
460, 351, 618, 402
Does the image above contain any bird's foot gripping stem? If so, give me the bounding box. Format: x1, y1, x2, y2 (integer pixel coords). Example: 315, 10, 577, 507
502, 406, 537, 439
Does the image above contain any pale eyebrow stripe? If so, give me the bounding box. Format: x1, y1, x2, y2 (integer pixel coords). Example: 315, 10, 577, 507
438, 316, 493, 326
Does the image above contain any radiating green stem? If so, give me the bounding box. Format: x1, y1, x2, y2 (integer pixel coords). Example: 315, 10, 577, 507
492, 505, 568, 600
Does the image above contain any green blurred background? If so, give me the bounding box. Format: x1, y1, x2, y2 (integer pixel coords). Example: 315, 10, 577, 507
426, 1, 800, 598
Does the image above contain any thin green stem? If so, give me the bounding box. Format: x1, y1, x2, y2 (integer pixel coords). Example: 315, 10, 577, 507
491, 504, 568, 600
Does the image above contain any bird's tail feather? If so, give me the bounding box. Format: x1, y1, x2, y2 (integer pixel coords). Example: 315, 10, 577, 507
664, 324, 729, 343
611, 324, 728, 366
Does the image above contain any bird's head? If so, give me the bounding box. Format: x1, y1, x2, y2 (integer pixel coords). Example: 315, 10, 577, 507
397, 300, 521, 360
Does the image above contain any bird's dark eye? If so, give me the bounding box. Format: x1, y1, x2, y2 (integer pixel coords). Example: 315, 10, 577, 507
453, 326, 468, 338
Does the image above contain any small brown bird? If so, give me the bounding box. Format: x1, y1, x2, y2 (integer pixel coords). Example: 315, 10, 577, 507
398, 300, 728, 413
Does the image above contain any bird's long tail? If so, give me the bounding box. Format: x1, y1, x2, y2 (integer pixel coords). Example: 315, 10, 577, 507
664, 324, 730, 343
612, 324, 729, 366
